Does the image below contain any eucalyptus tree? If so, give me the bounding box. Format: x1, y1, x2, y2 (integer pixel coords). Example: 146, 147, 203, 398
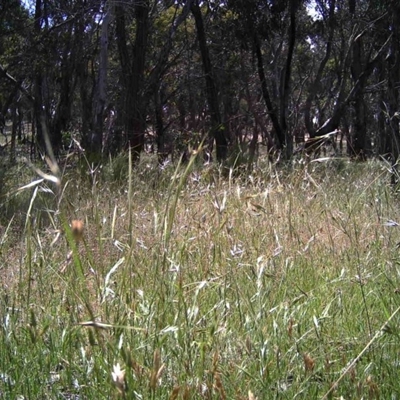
13, 0, 102, 154
227, 0, 302, 158
152, 1, 241, 163
303, 0, 392, 159
0, 0, 30, 110
0, 0, 32, 161
382, 1, 400, 165
190, 0, 229, 161
114, 0, 194, 160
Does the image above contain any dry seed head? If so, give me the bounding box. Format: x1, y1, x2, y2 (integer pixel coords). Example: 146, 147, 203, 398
153, 348, 161, 373
248, 390, 257, 400
288, 318, 294, 339
357, 380, 363, 397
182, 386, 191, 400
150, 349, 162, 391
169, 386, 180, 400
245, 335, 252, 355
111, 363, 126, 393
303, 353, 315, 373
71, 219, 84, 243
156, 363, 166, 380
349, 366, 356, 382
212, 351, 219, 373
150, 370, 157, 391
366, 375, 379, 399
214, 373, 226, 400
131, 360, 145, 379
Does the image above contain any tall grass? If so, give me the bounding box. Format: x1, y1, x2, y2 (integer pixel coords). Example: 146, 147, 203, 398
1, 155, 400, 399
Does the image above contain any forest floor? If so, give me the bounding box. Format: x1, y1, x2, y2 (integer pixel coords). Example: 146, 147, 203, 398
0, 152, 400, 399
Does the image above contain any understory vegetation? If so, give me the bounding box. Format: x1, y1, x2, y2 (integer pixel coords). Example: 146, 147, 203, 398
1, 154, 400, 399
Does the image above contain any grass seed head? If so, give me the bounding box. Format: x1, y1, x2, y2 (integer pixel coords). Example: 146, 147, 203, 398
248, 390, 257, 400
245, 335, 252, 354
71, 219, 84, 243
111, 363, 126, 393
214, 373, 226, 400
150, 349, 162, 391
168, 386, 180, 400
303, 353, 315, 373
366, 375, 379, 399
288, 318, 294, 338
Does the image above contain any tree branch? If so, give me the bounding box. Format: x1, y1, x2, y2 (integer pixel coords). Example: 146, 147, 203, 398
0, 65, 35, 104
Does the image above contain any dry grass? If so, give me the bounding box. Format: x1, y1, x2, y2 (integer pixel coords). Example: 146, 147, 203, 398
1, 154, 400, 398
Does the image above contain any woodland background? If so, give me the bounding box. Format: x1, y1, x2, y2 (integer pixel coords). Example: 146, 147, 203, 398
2, 2, 400, 398
0, 0, 399, 165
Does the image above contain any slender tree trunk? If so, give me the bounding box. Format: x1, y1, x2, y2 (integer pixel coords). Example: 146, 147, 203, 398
316, 30, 389, 137
377, 58, 390, 157
78, 60, 92, 148
50, 24, 76, 154
304, 0, 335, 138
33, 0, 45, 152
254, 34, 285, 150
91, 1, 113, 155
191, 1, 228, 162
154, 86, 166, 163
127, 3, 148, 156
116, 1, 149, 160
10, 104, 17, 162
280, 0, 297, 158
348, 0, 367, 159
33, 0, 54, 158
387, 10, 400, 181
74, 9, 93, 148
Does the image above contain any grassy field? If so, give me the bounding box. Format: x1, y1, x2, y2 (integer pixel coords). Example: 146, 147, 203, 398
1, 153, 400, 399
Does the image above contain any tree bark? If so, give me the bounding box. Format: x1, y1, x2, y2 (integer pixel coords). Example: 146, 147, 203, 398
315, 30, 390, 137
91, 1, 114, 155
280, 0, 297, 158
348, 0, 367, 159
33, 0, 46, 152
191, 1, 228, 162
387, 9, 400, 174
304, 0, 336, 138
254, 34, 285, 150
50, 21, 77, 154
116, 1, 149, 160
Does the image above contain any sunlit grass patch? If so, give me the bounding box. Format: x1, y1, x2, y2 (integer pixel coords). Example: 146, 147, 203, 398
1, 158, 400, 398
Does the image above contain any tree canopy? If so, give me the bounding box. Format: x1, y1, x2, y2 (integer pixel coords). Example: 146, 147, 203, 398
0, 0, 399, 164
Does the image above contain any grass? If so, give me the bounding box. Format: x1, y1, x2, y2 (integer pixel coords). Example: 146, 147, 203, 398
1, 153, 400, 399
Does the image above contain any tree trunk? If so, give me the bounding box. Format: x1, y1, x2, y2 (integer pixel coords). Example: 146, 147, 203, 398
280, 0, 297, 158
10, 104, 17, 163
115, 1, 149, 160
387, 8, 400, 181
315, 31, 389, 138
50, 30, 76, 154
33, 0, 45, 152
304, 0, 336, 138
254, 34, 285, 150
377, 58, 391, 157
348, 0, 367, 160
32, 0, 53, 157
155, 86, 166, 163
74, 9, 93, 148
92, 1, 113, 155
191, 1, 228, 162
78, 59, 92, 149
